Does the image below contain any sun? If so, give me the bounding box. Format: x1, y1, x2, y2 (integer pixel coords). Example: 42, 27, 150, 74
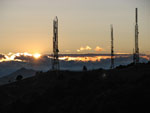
33, 53, 41, 59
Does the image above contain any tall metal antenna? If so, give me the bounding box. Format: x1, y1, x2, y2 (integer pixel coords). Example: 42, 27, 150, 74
110, 24, 114, 69
133, 8, 139, 64
52, 16, 59, 70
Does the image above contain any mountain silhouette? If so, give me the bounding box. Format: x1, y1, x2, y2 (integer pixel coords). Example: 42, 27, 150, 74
0, 67, 36, 85
0, 62, 150, 113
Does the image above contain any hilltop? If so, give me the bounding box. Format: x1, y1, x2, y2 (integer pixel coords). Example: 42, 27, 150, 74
0, 62, 150, 113
0, 67, 36, 85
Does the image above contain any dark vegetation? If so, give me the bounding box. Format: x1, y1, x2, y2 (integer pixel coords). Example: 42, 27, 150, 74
82, 65, 87, 71
16, 75, 23, 81
0, 62, 150, 113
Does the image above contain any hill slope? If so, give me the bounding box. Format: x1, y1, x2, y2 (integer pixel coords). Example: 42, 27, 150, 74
0, 63, 150, 113
0, 67, 36, 85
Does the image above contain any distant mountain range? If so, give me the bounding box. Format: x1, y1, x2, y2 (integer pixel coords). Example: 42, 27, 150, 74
0, 67, 36, 85
0, 54, 149, 78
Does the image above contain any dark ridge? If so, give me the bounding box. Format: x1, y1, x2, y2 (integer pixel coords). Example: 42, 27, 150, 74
0, 62, 150, 113
0, 67, 36, 86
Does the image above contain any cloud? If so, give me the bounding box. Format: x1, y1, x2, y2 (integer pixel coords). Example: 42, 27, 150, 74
95, 46, 103, 52
0, 54, 149, 78
86, 46, 92, 50
0, 54, 5, 59
77, 46, 92, 52
77, 49, 81, 52
14, 55, 34, 62
116, 52, 130, 55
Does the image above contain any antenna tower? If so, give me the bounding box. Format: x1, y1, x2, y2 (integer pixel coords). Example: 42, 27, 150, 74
110, 24, 114, 69
52, 16, 59, 70
133, 8, 139, 64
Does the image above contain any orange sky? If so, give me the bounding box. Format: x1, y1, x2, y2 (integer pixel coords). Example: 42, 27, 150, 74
0, 0, 150, 55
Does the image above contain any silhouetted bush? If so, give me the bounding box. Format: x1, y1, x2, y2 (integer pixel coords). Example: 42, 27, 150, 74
35, 71, 43, 76
8, 80, 11, 83
116, 65, 126, 69
98, 68, 104, 71
16, 75, 23, 81
83, 65, 87, 71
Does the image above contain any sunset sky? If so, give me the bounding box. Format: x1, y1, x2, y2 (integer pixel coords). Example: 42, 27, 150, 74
0, 0, 150, 55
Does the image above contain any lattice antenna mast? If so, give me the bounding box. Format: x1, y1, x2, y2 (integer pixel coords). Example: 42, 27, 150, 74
110, 24, 114, 69
52, 16, 59, 70
133, 8, 139, 64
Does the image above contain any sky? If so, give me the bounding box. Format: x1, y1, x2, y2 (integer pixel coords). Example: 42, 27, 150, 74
0, 0, 150, 55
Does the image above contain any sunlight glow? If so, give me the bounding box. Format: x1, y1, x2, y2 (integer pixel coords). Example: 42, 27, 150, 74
0, 53, 149, 63
0, 52, 41, 62
33, 53, 41, 59
59, 56, 111, 62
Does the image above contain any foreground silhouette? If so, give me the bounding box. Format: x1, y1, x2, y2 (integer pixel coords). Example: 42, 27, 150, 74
0, 62, 150, 113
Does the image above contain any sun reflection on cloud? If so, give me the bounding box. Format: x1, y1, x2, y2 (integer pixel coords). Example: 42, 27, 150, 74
141, 55, 150, 60
0, 52, 40, 62
59, 56, 111, 62
0, 53, 149, 63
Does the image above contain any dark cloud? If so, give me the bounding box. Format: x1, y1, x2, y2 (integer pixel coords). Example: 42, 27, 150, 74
14, 55, 34, 62
0, 54, 5, 59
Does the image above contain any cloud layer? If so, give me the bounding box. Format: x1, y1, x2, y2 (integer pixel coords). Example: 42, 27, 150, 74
0, 53, 149, 78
